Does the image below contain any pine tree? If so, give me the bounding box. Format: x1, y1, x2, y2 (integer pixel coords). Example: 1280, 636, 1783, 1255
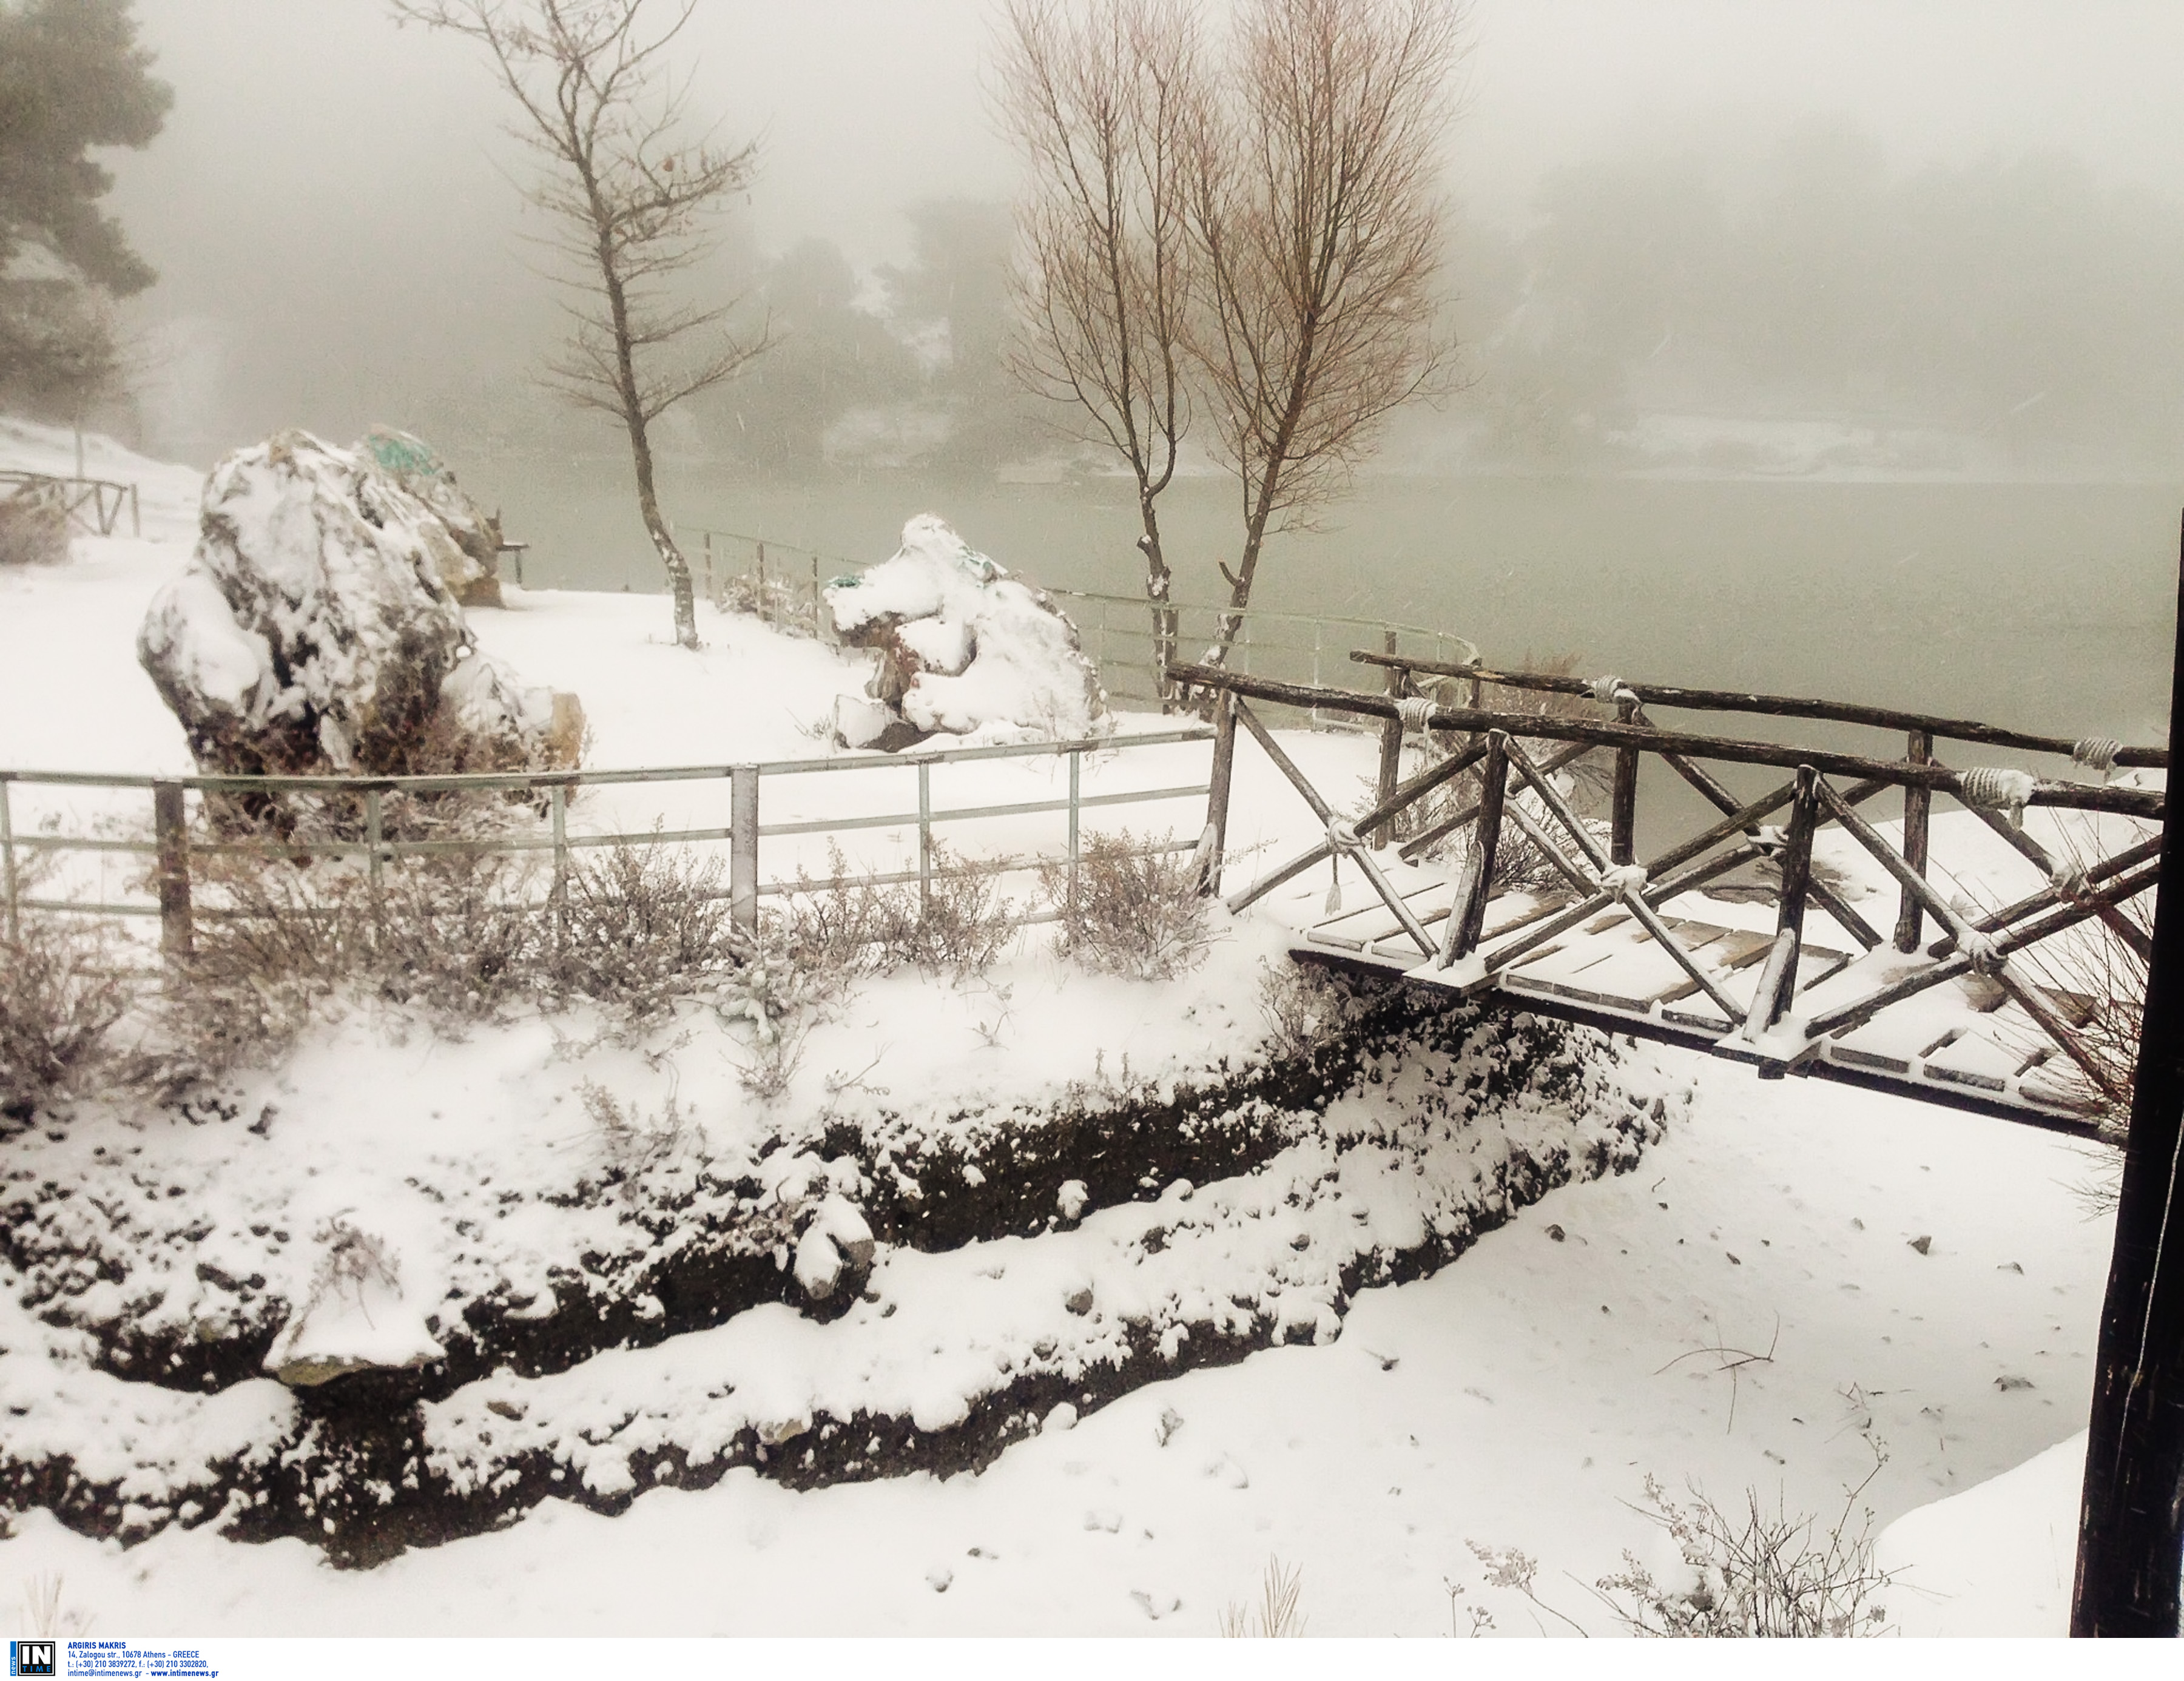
0, 0, 171, 417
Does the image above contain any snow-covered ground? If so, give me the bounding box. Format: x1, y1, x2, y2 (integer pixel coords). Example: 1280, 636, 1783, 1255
0, 425, 2132, 1638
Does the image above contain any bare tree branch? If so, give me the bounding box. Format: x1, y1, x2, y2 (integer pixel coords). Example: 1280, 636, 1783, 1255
393, 0, 770, 649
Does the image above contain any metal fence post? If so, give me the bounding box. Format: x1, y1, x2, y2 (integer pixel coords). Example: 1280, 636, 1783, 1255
917, 758, 933, 923
548, 782, 568, 951
0, 775, 17, 944
153, 780, 192, 958
730, 764, 760, 934
1068, 749, 1082, 920
365, 788, 386, 897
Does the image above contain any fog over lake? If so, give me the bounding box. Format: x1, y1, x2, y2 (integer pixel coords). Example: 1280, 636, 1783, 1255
96, 0, 2184, 755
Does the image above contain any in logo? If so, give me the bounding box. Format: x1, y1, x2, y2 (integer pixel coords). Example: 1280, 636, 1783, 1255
8, 1642, 56, 1678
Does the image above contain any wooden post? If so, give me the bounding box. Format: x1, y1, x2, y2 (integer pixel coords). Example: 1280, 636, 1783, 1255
1744, 765, 1818, 1040
1895, 728, 1933, 952
730, 765, 760, 934
1373, 630, 1404, 842
916, 758, 933, 924
153, 780, 192, 959
2072, 512, 2184, 1637
1198, 688, 1238, 897
1440, 730, 1509, 965
1611, 693, 1640, 866
0, 775, 17, 945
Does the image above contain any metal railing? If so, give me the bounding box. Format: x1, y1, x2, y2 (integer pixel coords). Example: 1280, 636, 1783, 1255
0, 726, 1215, 956
678, 520, 1477, 727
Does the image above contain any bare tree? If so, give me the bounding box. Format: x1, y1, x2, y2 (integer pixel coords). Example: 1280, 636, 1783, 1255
994, 0, 1200, 704
394, 0, 766, 650
1188, 0, 1464, 877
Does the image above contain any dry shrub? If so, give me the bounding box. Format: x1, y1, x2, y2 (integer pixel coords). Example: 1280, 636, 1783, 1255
1038, 830, 1212, 980
774, 841, 1019, 980
1255, 956, 1351, 1060
716, 567, 818, 638
0, 485, 70, 568
1593, 1474, 1893, 1638
150, 832, 753, 1085
1220, 1557, 1306, 1637
0, 914, 127, 1117
549, 837, 750, 1017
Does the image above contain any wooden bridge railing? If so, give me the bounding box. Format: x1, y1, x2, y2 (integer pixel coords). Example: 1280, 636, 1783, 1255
1172, 655, 2162, 1117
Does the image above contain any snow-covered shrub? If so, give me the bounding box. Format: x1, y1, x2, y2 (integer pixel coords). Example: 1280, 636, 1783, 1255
1255, 956, 1355, 1060
774, 841, 1019, 981
1039, 830, 1213, 980
0, 482, 68, 567
1592, 1473, 1894, 1637
548, 837, 752, 1020
0, 912, 126, 1119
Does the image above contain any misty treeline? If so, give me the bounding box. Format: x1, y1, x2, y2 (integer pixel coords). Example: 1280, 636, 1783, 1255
0, 0, 170, 423
1461, 120, 2184, 473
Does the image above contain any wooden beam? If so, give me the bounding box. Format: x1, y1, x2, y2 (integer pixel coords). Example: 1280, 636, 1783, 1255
1347, 648, 2169, 769
1167, 663, 2165, 820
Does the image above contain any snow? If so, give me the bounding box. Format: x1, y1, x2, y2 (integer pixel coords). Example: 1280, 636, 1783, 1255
0, 423, 2146, 1639
1878, 1432, 2087, 1636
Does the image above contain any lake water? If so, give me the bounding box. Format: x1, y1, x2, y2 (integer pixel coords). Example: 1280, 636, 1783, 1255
463, 459, 2182, 757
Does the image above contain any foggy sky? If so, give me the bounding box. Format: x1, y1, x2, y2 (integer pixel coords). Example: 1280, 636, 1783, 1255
99, 1, 2184, 464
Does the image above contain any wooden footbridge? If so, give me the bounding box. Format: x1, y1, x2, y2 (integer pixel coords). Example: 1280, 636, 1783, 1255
1176, 653, 2165, 1137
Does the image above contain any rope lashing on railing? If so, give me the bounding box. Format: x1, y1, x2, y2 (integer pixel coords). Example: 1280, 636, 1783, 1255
2072, 736, 2122, 776
1395, 695, 1437, 735
1749, 824, 1787, 857
2050, 863, 2094, 903
1323, 817, 1364, 914
1958, 928, 2006, 977
1600, 863, 1648, 900
1589, 674, 1639, 706
1955, 766, 2037, 827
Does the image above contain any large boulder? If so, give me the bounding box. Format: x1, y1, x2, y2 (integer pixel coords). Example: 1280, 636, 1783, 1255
137, 430, 578, 780
825, 514, 1106, 751
357, 425, 505, 607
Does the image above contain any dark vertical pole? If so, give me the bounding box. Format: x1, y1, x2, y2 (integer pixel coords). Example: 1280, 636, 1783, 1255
1895, 728, 1933, 952
1373, 630, 1404, 843
1441, 729, 1509, 965
2072, 513, 2184, 1637
1610, 693, 1640, 866
153, 780, 192, 958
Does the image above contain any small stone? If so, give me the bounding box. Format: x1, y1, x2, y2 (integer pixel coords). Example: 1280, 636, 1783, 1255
927, 1566, 954, 1593
1909, 1235, 1933, 1256
1065, 1287, 1094, 1316
1996, 1375, 2035, 1392
1545, 1224, 1566, 1242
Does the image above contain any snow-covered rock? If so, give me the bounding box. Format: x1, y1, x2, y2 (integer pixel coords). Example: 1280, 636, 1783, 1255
825, 514, 1105, 750
263, 1224, 445, 1389
357, 425, 505, 607
136, 430, 578, 778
